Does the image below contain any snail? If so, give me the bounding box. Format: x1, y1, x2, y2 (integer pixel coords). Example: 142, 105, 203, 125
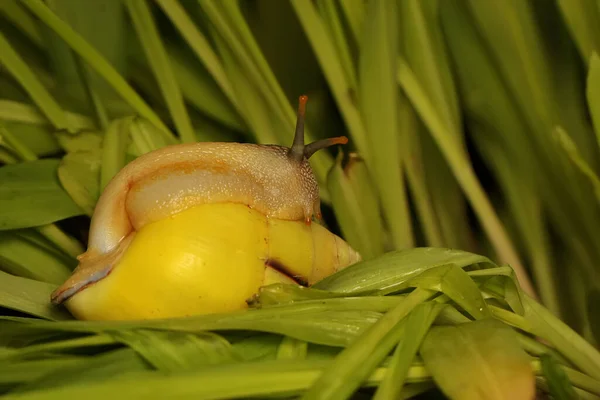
51, 95, 362, 320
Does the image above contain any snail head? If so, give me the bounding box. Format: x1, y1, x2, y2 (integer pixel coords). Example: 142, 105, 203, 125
288, 95, 348, 162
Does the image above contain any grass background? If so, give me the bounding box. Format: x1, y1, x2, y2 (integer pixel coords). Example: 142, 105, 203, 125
1, 0, 600, 398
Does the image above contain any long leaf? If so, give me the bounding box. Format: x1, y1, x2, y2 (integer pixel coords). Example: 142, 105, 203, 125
0, 159, 84, 230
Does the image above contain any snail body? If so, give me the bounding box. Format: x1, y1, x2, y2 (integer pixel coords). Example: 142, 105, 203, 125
52, 96, 361, 320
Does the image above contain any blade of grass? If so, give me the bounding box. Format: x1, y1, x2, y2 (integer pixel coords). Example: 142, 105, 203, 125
0, 1, 44, 47
398, 95, 444, 247
397, 59, 534, 298
317, 0, 357, 91
300, 288, 435, 400
291, 0, 369, 159
359, 0, 413, 249
326, 152, 386, 259
58, 149, 101, 216
554, 127, 600, 203
337, 0, 364, 46
20, 0, 173, 138
0, 31, 70, 131
373, 302, 442, 399
557, 0, 600, 65
100, 117, 133, 190
540, 353, 579, 400
0, 159, 84, 230
111, 330, 237, 371
200, 0, 334, 189
154, 0, 239, 114
0, 100, 95, 130
587, 52, 600, 148
0, 270, 72, 321
125, 0, 195, 143
277, 336, 308, 360
0, 230, 73, 284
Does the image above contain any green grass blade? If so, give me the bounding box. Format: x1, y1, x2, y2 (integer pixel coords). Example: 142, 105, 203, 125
0, 31, 69, 131
554, 127, 600, 203
523, 295, 600, 380
0, 1, 44, 47
125, 0, 195, 143
200, 0, 334, 190
291, 0, 369, 159
317, 0, 357, 91
314, 247, 493, 294
359, 0, 413, 249
154, 0, 239, 113
398, 96, 444, 247
540, 354, 579, 400
397, 60, 534, 297
0, 121, 37, 162
0, 159, 84, 230
0, 270, 72, 321
100, 117, 132, 190
373, 302, 443, 400
128, 117, 175, 155
111, 330, 237, 371
0, 230, 73, 284
0, 100, 95, 130
337, 0, 364, 46
326, 152, 385, 259
57, 149, 101, 216
420, 319, 535, 400
20, 0, 172, 137
557, 0, 600, 64
300, 288, 434, 400
277, 336, 308, 360
587, 52, 600, 148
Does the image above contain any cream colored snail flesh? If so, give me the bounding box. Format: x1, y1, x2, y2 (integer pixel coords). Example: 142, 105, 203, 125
51, 96, 361, 320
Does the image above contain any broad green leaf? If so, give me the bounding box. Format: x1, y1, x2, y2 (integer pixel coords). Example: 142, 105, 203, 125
125, 0, 195, 143
0, 31, 70, 131
373, 302, 443, 399
0, 229, 73, 284
326, 152, 385, 259
111, 330, 237, 371
0, 270, 72, 321
540, 353, 579, 400
58, 149, 101, 216
0, 159, 84, 230
314, 247, 492, 294
420, 319, 535, 400
358, 0, 412, 249
300, 288, 434, 400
